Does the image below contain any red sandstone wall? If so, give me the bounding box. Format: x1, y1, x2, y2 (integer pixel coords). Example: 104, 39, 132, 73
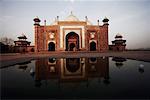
99, 25, 109, 52
34, 23, 109, 52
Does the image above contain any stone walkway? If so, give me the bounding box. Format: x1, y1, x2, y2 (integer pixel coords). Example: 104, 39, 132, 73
0, 51, 150, 68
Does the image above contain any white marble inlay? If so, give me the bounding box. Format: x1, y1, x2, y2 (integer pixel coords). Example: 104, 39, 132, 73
60, 26, 85, 49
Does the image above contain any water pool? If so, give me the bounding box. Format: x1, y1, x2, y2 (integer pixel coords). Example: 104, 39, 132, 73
1, 57, 150, 99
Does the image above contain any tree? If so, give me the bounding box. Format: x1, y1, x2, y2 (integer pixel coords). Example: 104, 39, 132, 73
0, 37, 14, 46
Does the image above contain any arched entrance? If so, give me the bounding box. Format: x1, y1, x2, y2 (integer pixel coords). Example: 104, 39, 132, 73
66, 32, 79, 51
48, 42, 55, 51
69, 43, 76, 51
90, 41, 96, 51
66, 58, 80, 73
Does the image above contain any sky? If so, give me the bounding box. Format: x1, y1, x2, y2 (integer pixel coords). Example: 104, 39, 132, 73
0, 0, 150, 49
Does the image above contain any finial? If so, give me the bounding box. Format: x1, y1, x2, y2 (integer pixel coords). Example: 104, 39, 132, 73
71, 11, 73, 15
57, 16, 59, 21
97, 20, 99, 25
85, 16, 87, 19
44, 20, 46, 26
85, 16, 88, 22
22, 33, 25, 36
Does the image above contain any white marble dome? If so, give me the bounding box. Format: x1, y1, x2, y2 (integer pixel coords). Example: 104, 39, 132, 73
65, 12, 79, 21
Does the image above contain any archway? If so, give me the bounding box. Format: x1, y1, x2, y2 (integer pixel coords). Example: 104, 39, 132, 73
69, 43, 75, 51
66, 58, 80, 73
66, 32, 79, 51
90, 41, 96, 51
48, 42, 55, 51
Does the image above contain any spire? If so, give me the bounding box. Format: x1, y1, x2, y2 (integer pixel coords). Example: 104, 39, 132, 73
85, 16, 92, 25
44, 20, 46, 26
22, 33, 24, 36
85, 16, 88, 21
71, 11, 73, 15
97, 20, 99, 26
36, 16, 38, 18
57, 16, 59, 21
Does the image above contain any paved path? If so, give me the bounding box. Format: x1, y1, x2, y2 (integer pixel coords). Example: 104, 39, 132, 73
0, 51, 150, 68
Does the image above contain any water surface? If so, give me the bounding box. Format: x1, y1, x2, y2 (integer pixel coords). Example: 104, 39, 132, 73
1, 57, 150, 99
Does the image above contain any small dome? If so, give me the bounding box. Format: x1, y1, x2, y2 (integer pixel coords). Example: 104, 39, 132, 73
115, 33, 122, 38
18, 34, 27, 39
116, 33, 122, 36
33, 16, 41, 22
103, 16, 109, 22
65, 12, 79, 21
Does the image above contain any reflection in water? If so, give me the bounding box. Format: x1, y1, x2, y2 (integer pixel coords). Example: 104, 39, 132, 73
112, 57, 126, 68
35, 80, 42, 87
18, 61, 31, 71
34, 57, 109, 86
48, 58, 56, 64
30, 65, 35, 79
66, 58, 80, 73
2, 57, 150, 99
138, 64, 144, 73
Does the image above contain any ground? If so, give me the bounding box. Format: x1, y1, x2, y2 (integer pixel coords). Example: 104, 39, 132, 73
0, 51, 150, 68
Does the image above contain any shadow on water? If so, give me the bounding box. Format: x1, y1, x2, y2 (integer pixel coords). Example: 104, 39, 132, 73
1, 57, 150, 99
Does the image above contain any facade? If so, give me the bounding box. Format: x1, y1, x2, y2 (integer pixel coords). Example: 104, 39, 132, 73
109, 34, 126, 51
14, 34, 34, 53
33, 12, 109, 52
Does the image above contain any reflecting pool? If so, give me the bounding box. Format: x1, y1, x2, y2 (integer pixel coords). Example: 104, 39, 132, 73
1, 57, 150, 99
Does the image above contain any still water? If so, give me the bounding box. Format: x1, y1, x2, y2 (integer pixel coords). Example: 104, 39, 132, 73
1, 57, 150, 99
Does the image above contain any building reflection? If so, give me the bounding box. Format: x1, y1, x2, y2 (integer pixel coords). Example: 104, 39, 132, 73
33, 57, 109, 87
112, 57, 126, 68
18, 61, 31, 71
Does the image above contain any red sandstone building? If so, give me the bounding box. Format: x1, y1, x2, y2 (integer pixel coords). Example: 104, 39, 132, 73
109, 34, 126, 51
14, 34, 34, 53
33, 12, 109, 52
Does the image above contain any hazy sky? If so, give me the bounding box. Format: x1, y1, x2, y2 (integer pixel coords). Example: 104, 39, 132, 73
0, 0, 150, 49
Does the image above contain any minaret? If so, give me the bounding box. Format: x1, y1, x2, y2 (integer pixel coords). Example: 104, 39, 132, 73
101, 17, 109, 52
102, 16, 109, 25
33, 16, 41, 52
33, 16, 41, 26
44, 20, 46, 51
